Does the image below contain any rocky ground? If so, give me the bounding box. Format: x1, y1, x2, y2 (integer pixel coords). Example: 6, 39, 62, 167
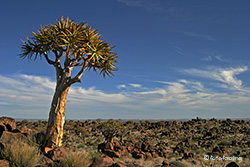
0, 116, 250, 167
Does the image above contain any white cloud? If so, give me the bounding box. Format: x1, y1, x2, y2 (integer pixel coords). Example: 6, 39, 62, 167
117, 0, 167, 12
68, 87, 129, 104
172, 47, 184, 55
117, 84, 126, 89
202, 56, 212, 62
182, 66, 248, 89
184, 32, 215, 41
0, 73, 250, 119
20, 74, 55, 90
129, 83, 142, 88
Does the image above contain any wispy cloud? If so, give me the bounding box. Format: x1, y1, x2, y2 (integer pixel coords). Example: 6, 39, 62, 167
184, 32, 215, 41
202, 56, 212, 62
117, 84, 126, 89
117, 0, 164, 12
129, 83, 142, 88
1, 73, 250, 119
172, 47, 184, 55
182, 66, 249, 89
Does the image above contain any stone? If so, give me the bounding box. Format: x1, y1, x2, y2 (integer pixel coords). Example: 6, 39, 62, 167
113, 141, 121, 149
183, 152, 189, 159
35, 132, 45, 145
11, 129, 21, 133
0, 142, 4, 150
162, 160, 169, 166
19, 126, 33, 134
35, 165, 49, 167
44, 147, 53, 154
0, 160, 9, 167
0, 117, 16, 132
98, 142, 106, 152
189, 152, 195, 158
151, 151, 158, 158
46, 147, 68, 162
105, 150, 121, 158
112, 162, 127, 167
0, 131, 26, 142
132, 151, 145, 159
39, 155, 56, 167
91, 156, 114, 167
0, 125, 6, 136
104, 142, 114, 151
169, 161, 185, 167
226, 162, 239, 167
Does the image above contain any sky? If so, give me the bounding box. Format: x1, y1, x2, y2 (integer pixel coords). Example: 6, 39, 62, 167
0, 0, 250, 120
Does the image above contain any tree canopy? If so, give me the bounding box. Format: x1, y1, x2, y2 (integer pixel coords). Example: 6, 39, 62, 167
20, 16, 118, 81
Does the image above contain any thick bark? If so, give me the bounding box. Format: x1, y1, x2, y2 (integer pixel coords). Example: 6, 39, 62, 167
43, 58, 86, 149
43, 86, 69, 148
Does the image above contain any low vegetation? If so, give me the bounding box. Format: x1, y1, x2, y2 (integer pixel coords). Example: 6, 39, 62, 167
1, 117, 250, 166
1, 139, 40, 167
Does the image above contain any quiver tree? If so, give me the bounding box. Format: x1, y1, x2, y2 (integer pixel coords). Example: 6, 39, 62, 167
97, 119, 128, 143
19, 17, 118, 148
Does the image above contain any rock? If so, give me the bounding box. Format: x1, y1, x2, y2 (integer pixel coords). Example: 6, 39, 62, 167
189, 152, 195, 158
35, 132, 45, 145
226, 162, 239, 167
0, 125, 6, 136
0, 160, 9, 167
44, 147, 53, 154
145, 152, 152, 159
0, 142, 4, 150
35, 165, 49, 167
0, 131, 26, 142
98, 142, 106, 152
105, 142, 114, 151
0, 117, 16, 132
132, 151, 145, 159
11, 129, 21, 133
113, 141, 121, 150
124, 142, 133, 152
127, 163, 144, 167
46, 147, 68, 162
98, 142, 121, 158
105, 150, 121, 158
119, 148, 130, 157
19, 126, 33, 134
39, 155, 56, 167
183, 152, 189, 159
169, 161, 185, 167
141, 142, 150, 152
151, 151, 158, 158
162, 160, 169, 166
91, 156, 114, 167
112, 162, 127, 167
212, 146, 222, 153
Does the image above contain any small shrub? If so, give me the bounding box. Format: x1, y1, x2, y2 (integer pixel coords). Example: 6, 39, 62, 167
98, 119, 128, 143
59, 150, 91, 167
2, 139, 40, 167
89, 151, 100, 159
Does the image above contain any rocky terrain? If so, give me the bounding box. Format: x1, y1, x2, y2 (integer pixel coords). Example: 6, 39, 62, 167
0, 116, 250, 167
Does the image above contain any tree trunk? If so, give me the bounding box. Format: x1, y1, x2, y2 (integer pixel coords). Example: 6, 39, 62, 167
43, 86, 69, 148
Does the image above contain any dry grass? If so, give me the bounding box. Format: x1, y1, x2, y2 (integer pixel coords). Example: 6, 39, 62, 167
59, 150, 92, 167
1, 139, 40, 167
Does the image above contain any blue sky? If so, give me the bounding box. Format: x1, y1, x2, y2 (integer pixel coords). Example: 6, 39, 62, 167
0, 0, 250, 119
